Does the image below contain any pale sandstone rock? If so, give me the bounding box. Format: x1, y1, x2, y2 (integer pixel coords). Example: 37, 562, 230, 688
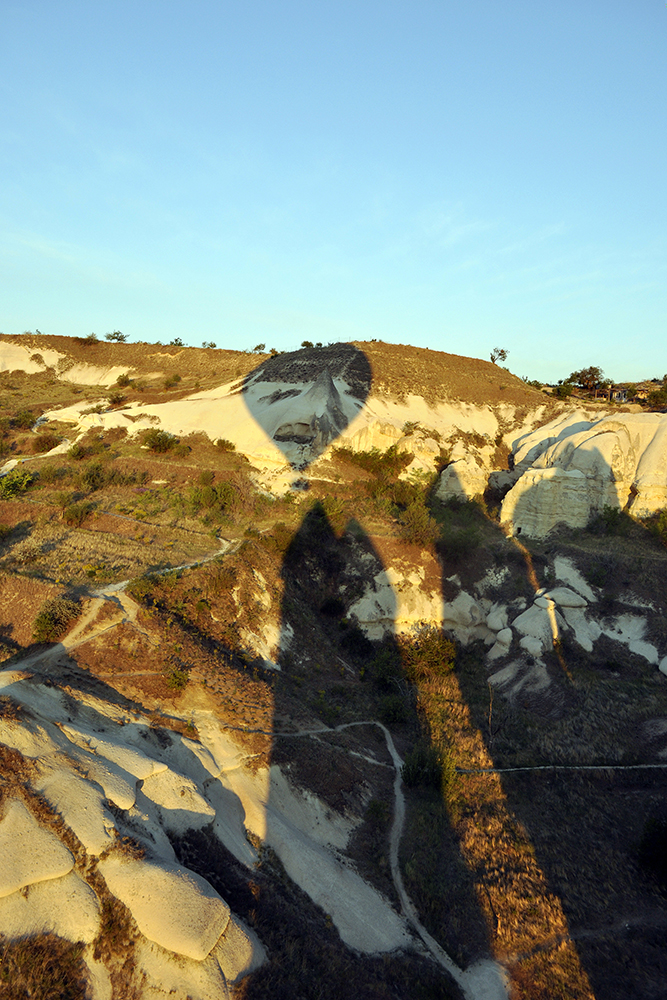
61, 723, 168, 780
98, 855, 230, 961
601, 614, 659, 665
0, 718, 61, 759
69, 746, 137, 810
502, 412, 667, 537
436, 458, 489, 501
543, 587, 588, 608
487, 627, 513, 660
495, 628, 513, 647
561, 607, 601, 652
0, 799, 74, 897
511, 605, 562, 646
500, 467, 591, 538
32, 763, 116, 854
135, 939, 230, 1000
140, 769, 216, 835
81, 946, 113, 1000
0, 871, 100, 943
520, 636, 544, 657
553, 556, 597, 601
486, 608, 508, 632
213, 916, 267, 983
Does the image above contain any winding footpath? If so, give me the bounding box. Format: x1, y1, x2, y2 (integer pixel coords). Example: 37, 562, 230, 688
7, 542, 511, 1000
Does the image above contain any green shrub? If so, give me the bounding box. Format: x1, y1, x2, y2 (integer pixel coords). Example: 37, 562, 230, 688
215, 438, 236, 452
0, 467, 35, 499
80, 461, 106, 492
199, 469, 215, 486
68, 442, 87, 460
115, 373, 131, 387
399, 500, 440, 546
63, 501, 93, 527
32, 432, 61, 453
402, 742, 445, 788
402, 741, 458, 810
435, 524, 480, 564
0, 524, 12, 542
10, 409, 36, 430
33, 597, 80, 642
38, 464, 69, 485
163, 373, 182, 390
643, 508, 667, 548
333, 444, 412, 478
107, 390, 125, 406
369, 646, 402, 689
143, 429, 178, 453
588, 505, 631, 536
167, 668, 189, 690
398, 626, 456, 683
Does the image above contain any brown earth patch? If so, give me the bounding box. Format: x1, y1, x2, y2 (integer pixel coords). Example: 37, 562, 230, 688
0, 573, 62, 654
353, 339, 546, 407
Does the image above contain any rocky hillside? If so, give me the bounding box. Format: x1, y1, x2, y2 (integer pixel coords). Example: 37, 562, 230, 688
1, 334, 667, 1000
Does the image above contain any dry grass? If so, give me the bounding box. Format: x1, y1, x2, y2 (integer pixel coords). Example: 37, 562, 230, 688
0, 933, 87, 1000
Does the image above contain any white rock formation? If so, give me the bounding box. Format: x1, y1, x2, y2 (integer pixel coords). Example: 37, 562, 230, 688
98, 856, 231, 961
501, 412, 667, 537
436, 458, 489, 501
0, 871, 100, 943
0, 799, 74, 897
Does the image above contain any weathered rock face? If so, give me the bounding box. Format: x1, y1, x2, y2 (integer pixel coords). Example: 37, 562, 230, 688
436, 458, 490, 502
501, 412, 667, 537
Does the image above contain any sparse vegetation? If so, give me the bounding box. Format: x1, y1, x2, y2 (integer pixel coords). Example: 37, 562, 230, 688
0, 934, 86, 1000
0, 467, 34, 499
33, 596, 80, 642
143, 428, 178, 452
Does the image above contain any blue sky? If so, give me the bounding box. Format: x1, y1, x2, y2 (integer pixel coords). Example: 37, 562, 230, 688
1, 0, 665, 383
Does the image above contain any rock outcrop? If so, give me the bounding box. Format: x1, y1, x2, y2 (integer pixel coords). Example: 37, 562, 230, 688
501, 412, 667, 537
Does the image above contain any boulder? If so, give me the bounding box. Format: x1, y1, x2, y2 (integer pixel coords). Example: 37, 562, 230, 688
0, 871, 100, 944
560, 607, 601, 653
0, 799, 74, 898
543, 587, 588, 608
436, 458, 488, 501
33, 763, 116, 855
520, 636, 544, 657
141, 769, 216, 835
486, 607, 509, 632
511, 605, 561, 647
98, 855, 230, 961
213, 916, 267, 984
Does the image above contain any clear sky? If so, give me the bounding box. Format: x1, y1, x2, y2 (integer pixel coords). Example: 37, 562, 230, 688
1, 0, 665, 383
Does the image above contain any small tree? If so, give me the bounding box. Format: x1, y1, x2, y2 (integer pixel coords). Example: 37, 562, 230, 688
301, 340, 314, 349
568, 366, 605, 395
554, 379, 574, 398
105, 331, 127, 343
252, 343, 266, 353
490, 347, 508, 365
169, 337, 184, 347
202, 341, 217, 349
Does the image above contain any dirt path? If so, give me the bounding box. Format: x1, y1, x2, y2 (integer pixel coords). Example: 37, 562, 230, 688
272, 719, 509, 1000
5, 543, 508, 1000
